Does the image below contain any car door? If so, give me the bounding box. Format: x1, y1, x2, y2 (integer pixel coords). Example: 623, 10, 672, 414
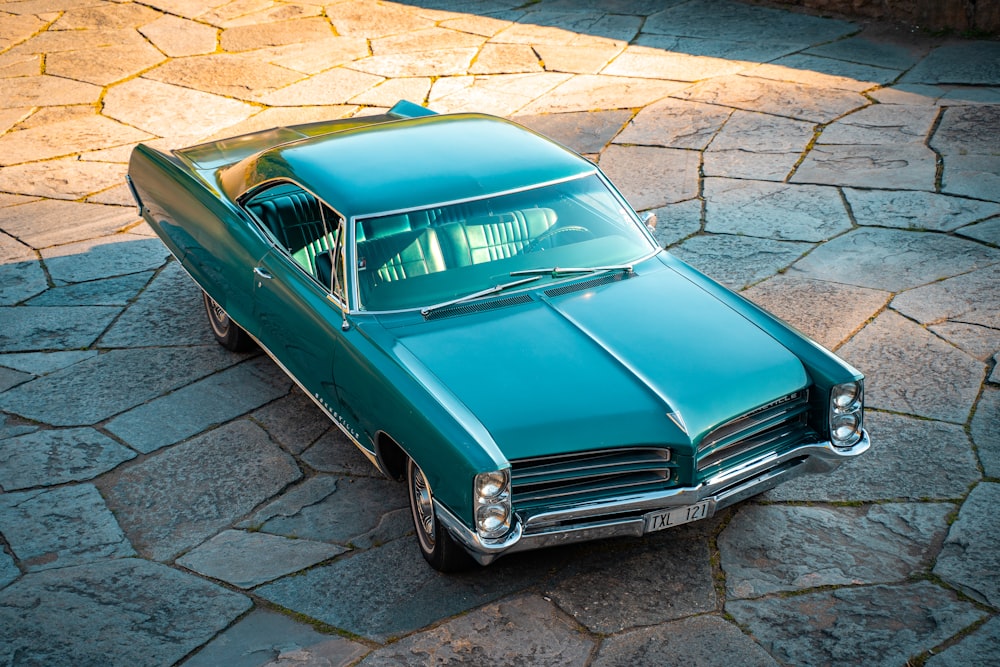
244, 184, 367, 448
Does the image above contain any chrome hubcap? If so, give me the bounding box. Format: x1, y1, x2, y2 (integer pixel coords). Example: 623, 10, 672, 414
411, 464, 435, 546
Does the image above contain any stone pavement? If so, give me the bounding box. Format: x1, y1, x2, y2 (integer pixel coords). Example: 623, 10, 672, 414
1, 0, 998, 664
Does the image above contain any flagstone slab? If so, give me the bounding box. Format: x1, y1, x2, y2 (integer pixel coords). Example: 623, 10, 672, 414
934, 482, 1000, 607
788, 227, 1000, 292
350, 48, 478, 78
361, 594, 595, 666
891, 264, 1000, 330
926, 617, 1000, 667
0, 427, 135, 490
0, 559, 251, 667
7, 25, 148, 56
28, 271, 152, 307
0, 413, 36, 443
603, 46, 749, 81
720, 503, 951, 599
249, 474, 408, 545
41, 234, 169, 286
726, 582, 986, 667
647, 198, 702, 248
957, 216, 1000, 245
634, 32, 801, 63
0, 366, 30, 393
0, 345, 239, 425
182, 608, 368, 667
106, 356, 289, 454
429, 72, 571, 116
670, 234, 813, 290
709, 109, 816, 153
933, 105, 1000, 156
941, 154, 1000, 203
747, 55, 899, 92
0, 157, 129, 200
794, 143, 937, 190
819, 104, 938, 145
145, 54, 305, 102
257, 36, 370, 75
766, 411, 980, 503
139, 14, 218, 57
535, 43, 623, 74
177, 530, 345, 588
930, 322, 1000, 362
675, 74, 867, 123
643, 0, 853, 44
257, 537, 553, 642
470, 42, 542, 74
546, 529, 717, 634
972, 387, 1000, 478
0, 12, 47, 51
372, 26, 485, 55
0, 253, 46, 306
838, 311, 984, 423
0, 305, 120, 353
350, 77, 431, 108
0, 115, 152, 166
0, 551, 17, 589
99, 261, 216, 348
47, 41, 166, 86
220, 17, 334, 52
0, 484, 135, 570
250, 387, 330, 455
845, 189, 1000, 232
103, 77, 257, 145
327, 0, 437, 37
520, 74, 689, 113
238, 476, 339, 530
300, 427, 386, 477
0, 350, 98, 375
0, 74, 102, 109
103, 419, 301, 561
614, 98, 730, 150
598, 144, 699, 210
703, 150, 802, 181
515, 110, 632, 155
901, 41, 1000, 85
591, 615, 779, 667
704, 179, 850, 242
257, 67, 384, 106
51, 3, 162, 30
804, 33, 927, 71
742, 276, 889, 351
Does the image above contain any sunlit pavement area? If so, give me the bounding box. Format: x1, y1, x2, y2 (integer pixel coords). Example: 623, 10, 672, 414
0, 0, 998, 664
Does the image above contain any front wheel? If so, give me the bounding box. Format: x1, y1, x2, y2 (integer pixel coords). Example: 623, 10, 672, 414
406, 457, 472, 572
202, 292, 255, 352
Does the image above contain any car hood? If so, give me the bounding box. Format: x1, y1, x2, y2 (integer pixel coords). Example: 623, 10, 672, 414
387, 262, 809, 461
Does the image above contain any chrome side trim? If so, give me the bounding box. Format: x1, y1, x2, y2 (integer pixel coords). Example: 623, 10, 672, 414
437, 431, 870, 563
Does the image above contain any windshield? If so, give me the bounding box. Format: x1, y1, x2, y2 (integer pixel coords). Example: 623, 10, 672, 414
353, 174, 656, 312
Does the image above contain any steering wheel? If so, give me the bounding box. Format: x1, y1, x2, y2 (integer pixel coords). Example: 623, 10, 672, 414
524, 225, 595, 253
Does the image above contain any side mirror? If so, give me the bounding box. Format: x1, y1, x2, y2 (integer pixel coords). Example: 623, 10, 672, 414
641, 211, 657, 231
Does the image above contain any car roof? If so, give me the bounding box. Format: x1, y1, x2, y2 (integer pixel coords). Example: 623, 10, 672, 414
219, 113, 596, 218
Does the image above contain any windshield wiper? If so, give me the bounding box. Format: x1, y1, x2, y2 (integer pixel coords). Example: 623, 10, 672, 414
510, 265, 634, 277
510, 249, 663, 278
420, 276, 541, 318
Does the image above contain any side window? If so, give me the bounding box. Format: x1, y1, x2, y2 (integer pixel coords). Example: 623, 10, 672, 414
243, 182, 343, 296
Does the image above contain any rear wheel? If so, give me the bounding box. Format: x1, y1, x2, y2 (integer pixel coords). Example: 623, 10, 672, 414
406, 457, 472, 572
202, 292, 254, 352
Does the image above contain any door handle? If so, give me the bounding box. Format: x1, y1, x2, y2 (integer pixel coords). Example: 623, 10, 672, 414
253, 267, 273, 280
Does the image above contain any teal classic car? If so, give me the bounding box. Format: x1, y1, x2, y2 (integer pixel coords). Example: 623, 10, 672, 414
127, 101, 869, 571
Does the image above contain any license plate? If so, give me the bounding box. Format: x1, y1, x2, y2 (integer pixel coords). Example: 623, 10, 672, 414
644, 500, 713, 533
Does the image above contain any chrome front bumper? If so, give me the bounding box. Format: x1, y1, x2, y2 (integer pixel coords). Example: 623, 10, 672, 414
435, 432, 870, 565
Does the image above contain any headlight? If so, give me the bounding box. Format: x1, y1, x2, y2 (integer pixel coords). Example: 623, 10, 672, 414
474, 469, 511, 540
829, 381, 864, 447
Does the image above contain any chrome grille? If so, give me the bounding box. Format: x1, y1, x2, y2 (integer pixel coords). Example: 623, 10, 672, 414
511, 447, 674, 510
697, 390, 812, 473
